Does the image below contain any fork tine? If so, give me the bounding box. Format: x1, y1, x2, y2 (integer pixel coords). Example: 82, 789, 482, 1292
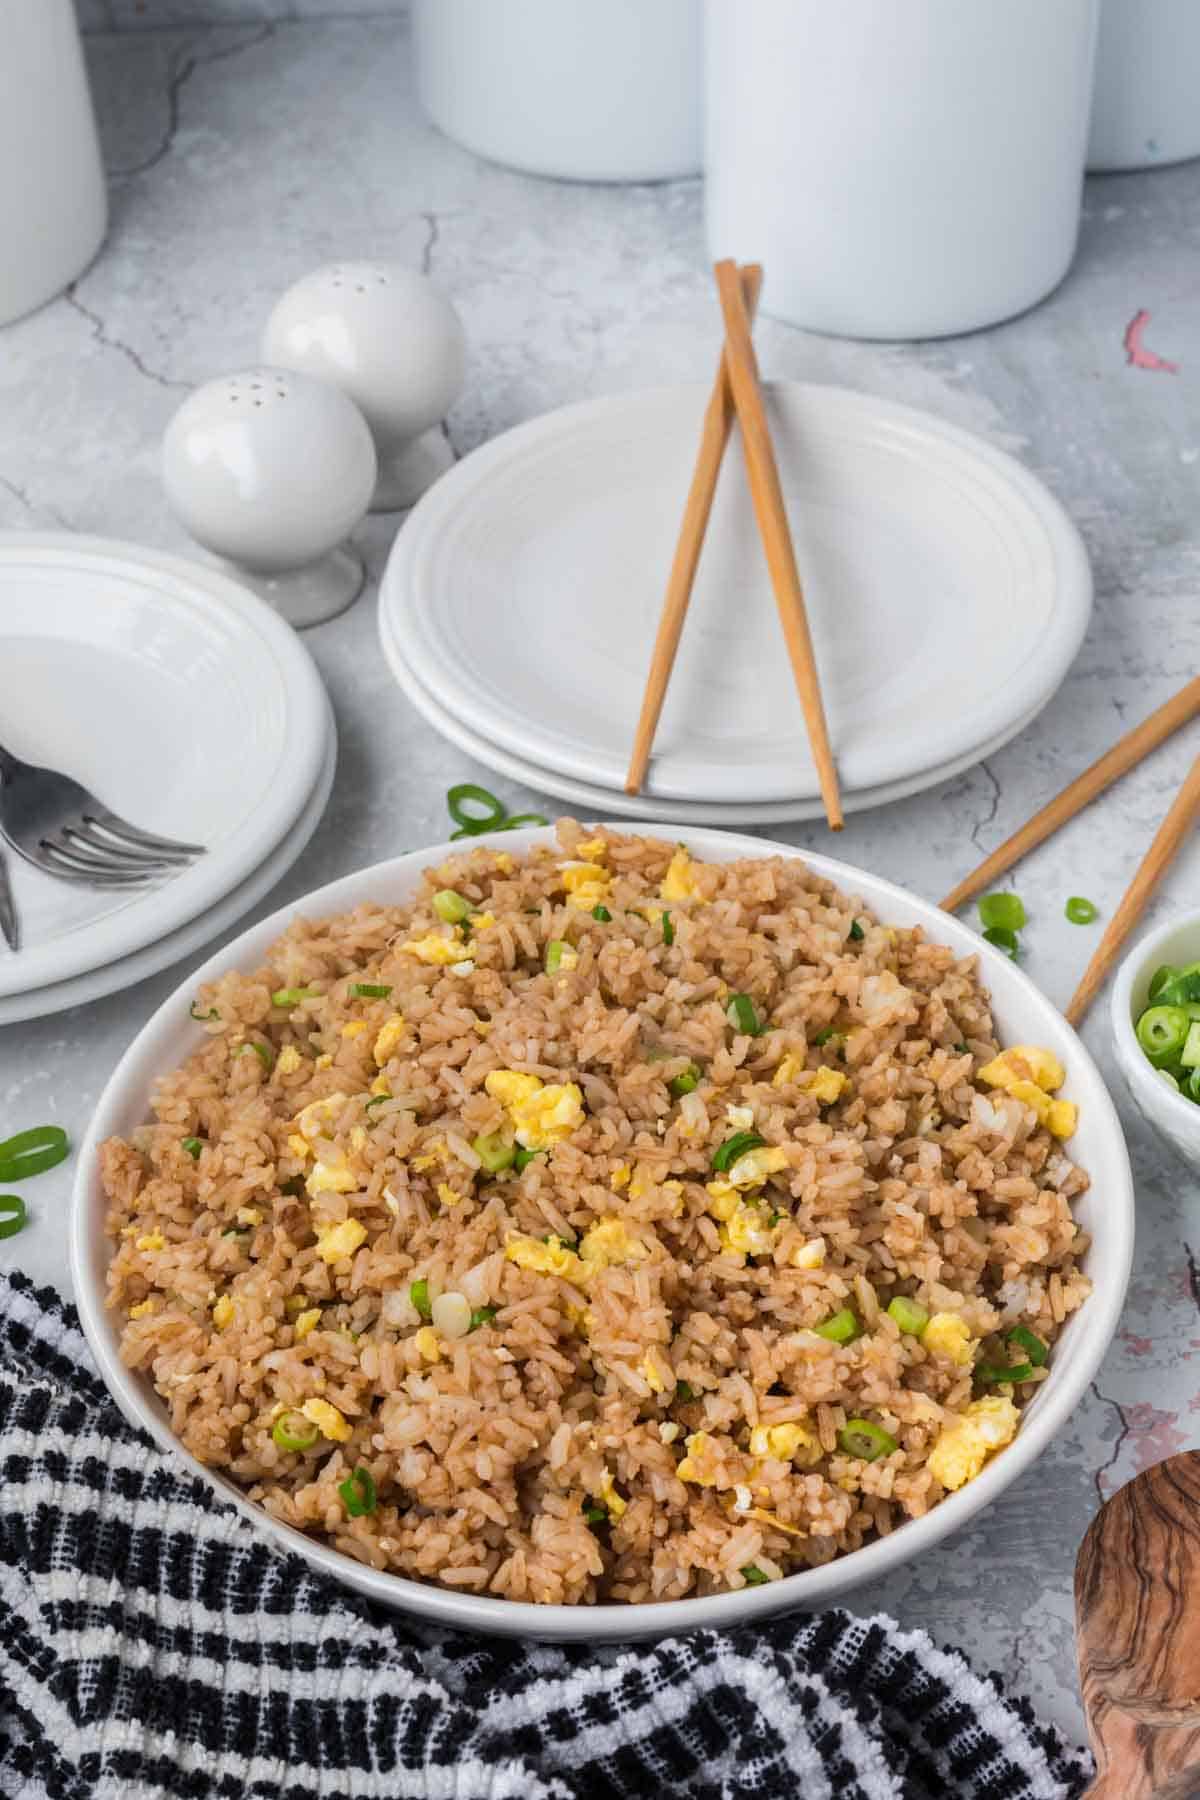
62, 823, 182, 870
33, 841, 158, 887
89, 810, 205, 858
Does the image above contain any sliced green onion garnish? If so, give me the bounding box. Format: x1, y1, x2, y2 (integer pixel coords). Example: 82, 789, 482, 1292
339, 1466, 377, 1517
0, 1194, 28, 1239
978, 892, 1026, 933
725, 992, 762, 1036
975, 1361, 1034, 1386
675, 1380, 695, 1403
190, 1002, 219, 1022
838, 1419, 897, 1461
661, 912, 675, 946
814, 1307, 860, 1344
513, 1146, 545, 1173
469, 1305, 499, 1331
181, 1137, 203, 1160
500, 813, 550, 830
272, 1410, 319, 1452
1136, 1003, 1190, 1067
592, 905, 612, 922
1006, 1324, 1047, 1367
545, 939, 568, 974
271, 986, 319, 1008
1065, 896, 1098, 925
472, 1131, 515, 1173
711, 1130, 765, 1172
668, 1063, 702, 1099
432, 889, 470, 924
848, 920, 865, 942
350, 982, 393, 999
0, 1125, 69, 1183
812, 1026, 843, 1047
886, 1296, 929, 1335
410, 1278, 432, 1321
741, 1565, 769, 1585
447, 782, 507, 831
582, 1502, 608, 1526
983, 926, 1019, 959
235, 1041, 274, 1071
364, 1095, 392, 1112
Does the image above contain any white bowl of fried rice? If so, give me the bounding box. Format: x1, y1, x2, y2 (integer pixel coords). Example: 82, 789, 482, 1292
72, 823, 1133, 1640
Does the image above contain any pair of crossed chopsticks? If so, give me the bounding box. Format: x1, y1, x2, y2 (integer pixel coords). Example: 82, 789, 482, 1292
624, 261, 843, 830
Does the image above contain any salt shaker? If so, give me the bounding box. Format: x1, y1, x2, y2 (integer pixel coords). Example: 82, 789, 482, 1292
161, 367, 377, 629
262, 262, 466, 512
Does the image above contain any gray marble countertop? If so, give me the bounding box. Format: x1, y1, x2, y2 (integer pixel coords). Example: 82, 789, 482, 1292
4, 11, 1200, 1749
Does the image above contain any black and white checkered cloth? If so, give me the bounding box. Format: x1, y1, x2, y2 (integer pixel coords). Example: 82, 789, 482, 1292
0, 1271, 1090, 1800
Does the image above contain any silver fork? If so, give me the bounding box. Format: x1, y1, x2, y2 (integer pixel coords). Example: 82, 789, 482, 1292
0, 741, 205, 892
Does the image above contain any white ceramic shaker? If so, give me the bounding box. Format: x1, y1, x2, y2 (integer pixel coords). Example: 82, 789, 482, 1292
705, 0, 1100, 340
162, 368, 377, 630
263, 262, 466, 512
0, 0, 107, 326
1088, 0, 1200, 171
412, 0, 702, 182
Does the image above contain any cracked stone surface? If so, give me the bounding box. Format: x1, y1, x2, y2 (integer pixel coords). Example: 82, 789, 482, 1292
5, 13, 1200, 1752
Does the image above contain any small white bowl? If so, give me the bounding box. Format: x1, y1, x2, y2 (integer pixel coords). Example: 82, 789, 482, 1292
1111, 909, 1200, 1168
71, 827, 1134, 1642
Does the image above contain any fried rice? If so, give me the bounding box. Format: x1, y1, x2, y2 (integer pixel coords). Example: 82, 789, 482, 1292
103, 823, 1091, 1605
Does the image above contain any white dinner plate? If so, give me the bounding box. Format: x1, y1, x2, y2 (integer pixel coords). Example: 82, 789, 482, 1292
380, 600, 1046, 825
0, 534, 329, 998
381, 382, 1091, 804
0, 704, 337, 1026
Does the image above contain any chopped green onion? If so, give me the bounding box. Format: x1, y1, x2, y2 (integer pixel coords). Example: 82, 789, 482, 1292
661, 911, 675, 946
190, 1002, 219, 1022
364, 1095, 392, 1112
410, 1278, 432, 1321
1160, 1068, 1182, 1093
0, 1194, 28, 1239
668, 1063, 703, 1099
513, 1146, 545, 1173
1136, 1004, 1190, 1067
447, 782, 507, 831
1182, 1021, 1200, 1070
975, 1361, 1034, 1386
983, 926, 1019, 959
500, 813, 550, 830
725, 992, 762, 1036
1148, 964, 1176, 1003
472, 1131, 515, 1173
711, 1131, 766, 1172
1155, 962, 1200, 1006
1185, 1066, 1200, 1103
838, 1419, 898, 1461
433, 889, 471, 924
814, 1307, 860, 1344
592, 904, 612, 922
235, 1041, 274, 1071
0, 1125, 69, 1183
886, 1296, 929, 1335
545, 939, 568, 974
350, 982, 393, 999
978, 893, 1026, 933
1006, 1324, 1047, 1367
954, 1041, 970, 1055
675, 1381, 695, 1403
271, 986, 319, 1008
848, 920, 865, 942
272, 1410, 319, 1452
339, 1466, 377, 1517
221, 1225, 247, 1239
582, 1502, 608, 1526
181, 1137, 203, 1161
812, 1026, 843, 1047
1065, 896, 1098, 925
469, 1305, 499, 1331
741, 1565, 769, 1585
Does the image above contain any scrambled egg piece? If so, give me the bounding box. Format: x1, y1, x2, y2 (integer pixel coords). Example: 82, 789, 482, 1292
978, 1046, 1077, 1139
790, 1235, 827, 1270
676, 1431, 719, 1486
315, 1054, 334, 1071
211, 1295, 234, 1330
727, 1144, 790, 1188
923, 1312, 975, 1366
505, 1234, 584, 1282
579, 1217, 648, 1274
720, 1205, 778, 1260
485, 1069, 585, 1149
293, 1307, 322, 1340
559, 858, 612, 911
575, 838, 607, 863
806, 1067, 848, 1104
236, 1207, 262, 1227
726, 1104, 755, 1131
398, 930, 466, 965
436, 1182, 464, 1209
494, 852, 514, 872
927, 1397, 1019, 1491
610, 1163, 631, 1191
276, 1045, 302, 1076
287, 1134, 310, 1160
596, 1470, 627, 1518
373, 1014, 407, 1066
128, 1299, 155, 1319
749, 1421, 821, 1463
307, 1159, 357, 1199
135, 1231, 165, 1252
414, 1326, 442, 1363
773, 1053, 804, 1089
341, 1020, 368, 1040
749, 1506, 806, 1538
472, 911, 496, 932
660, 846, 701, 902
315, 1218, 367, 1263
301, 1397, 352, 1442
639, 1353, 667, 1394
295, 1094, 349, 1143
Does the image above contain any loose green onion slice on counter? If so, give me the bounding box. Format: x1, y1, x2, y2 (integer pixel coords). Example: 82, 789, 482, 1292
661, 912, 675, 945
272, 1411, 319, 1452
669, 1063, 702, 1099
501, 813, 550, 830
513, 1147, 545, 1173
469, 1305, 499, 1331
271, 986, 319, 1008
339, 1466, 377, 1517
0, 1194, 28, 1239
975, 1361, 1034, 1386
181, 1137, 203, 1160
838, 1419, 897, 1461
472, 1132, 515, 1173
1136, 1004, 1190, 1066
848, 920, 865, 941
725, 992, 762, 1036
1065, 896, 1099, 925
814, 1307, 860, 1345
592, 904, 612, 922
0, 1125, 69, 1183
447, 783, 507, 831
433, 888, 471, 924
349, 981, 393, 999
886, 1296, 929, 1335
983, 926, 1020, 960
741, 1565, 769, 1585
711, 1131, 766, 1172
978, 892, 1026, 933
1006, 1324, 1047, 1366
410, 1278, 432, 1321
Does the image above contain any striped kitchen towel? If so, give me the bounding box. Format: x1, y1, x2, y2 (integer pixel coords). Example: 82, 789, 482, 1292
0, 1271, 1089, 1800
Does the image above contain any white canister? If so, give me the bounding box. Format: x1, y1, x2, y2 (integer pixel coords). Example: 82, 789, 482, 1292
705, 0, 1099, 341
412, 0, 702, 183
1088, 0, 1200, 171
0, 0, 107, 327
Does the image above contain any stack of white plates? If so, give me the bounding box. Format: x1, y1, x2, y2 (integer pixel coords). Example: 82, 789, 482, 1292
0, 534, 336, 1024
379, 382, 1092, 825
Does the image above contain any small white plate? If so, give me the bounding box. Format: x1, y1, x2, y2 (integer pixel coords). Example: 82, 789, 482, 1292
382, 382, 1091, 804
380, 601, 1045, 825
0, 705, 337, 1025
0, 534, 328, 998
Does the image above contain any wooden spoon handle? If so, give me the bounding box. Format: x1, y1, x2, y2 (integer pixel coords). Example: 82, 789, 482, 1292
1081, 1710, 1200, 1800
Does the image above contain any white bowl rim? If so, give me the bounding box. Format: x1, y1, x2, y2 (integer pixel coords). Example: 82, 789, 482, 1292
1110, 907, 1200, 1117
71, 824, 1134, 1641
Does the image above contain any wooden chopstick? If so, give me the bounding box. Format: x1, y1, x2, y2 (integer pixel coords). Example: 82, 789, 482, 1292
625, 263, 763, 796
1065, 750, 1200, 1026
713, 258, 844, 830
940, 673, 1200, 914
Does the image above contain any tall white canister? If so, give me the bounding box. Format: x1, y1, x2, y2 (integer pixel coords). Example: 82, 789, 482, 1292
1088, 0, 1200, 171
705, 0, 1100, 340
